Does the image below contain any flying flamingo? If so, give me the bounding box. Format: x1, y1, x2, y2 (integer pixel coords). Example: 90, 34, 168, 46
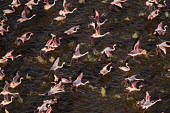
126, 81, 143, 97
124, 40, 147, 64
61, 77, 72, 84
0, 67, 5, 80
46, 57, 65, 77
99, 62, 113, 75
0, 58, 8, 64
69, 44, 89, 66
49, 37, 62, 48
154, 22, 168, 41
137, 91, 162, 113
71, 72, 89, 94
44, 0, 58, 10
11, 0, 21, 8
64, 25, 80, 35
156, 41, 170, 56
93, 9, 107, 26
124, 75, 144, 85
157, 0, 166, 8
0, 25, 9, 36
2, 50, 22, 61
3, 5, 15, 15
100, 44, 116, 58
119, 63, 130, 71
10, 72, 24, 88
0, 95, 14, 106
17, 7, 36, 24
16, 32, 33, 45
147, 9, 160, 20
110, 0, 127, 10
25, 0, 41, 10
88, 25, 110, 44
59, 0, 77, 16
52, 15, 66, 23
0, 81, 19, 96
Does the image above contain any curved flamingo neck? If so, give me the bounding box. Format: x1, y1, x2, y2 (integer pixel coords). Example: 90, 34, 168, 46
163, 26, 167, 32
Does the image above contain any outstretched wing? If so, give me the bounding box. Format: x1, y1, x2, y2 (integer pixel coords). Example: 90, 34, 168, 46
94, 10, 99, 22
13, 72, 20, 83
75, 44, 80, 54
63, 0, 68, 10
21, 9, 27, 18
133, 40, 140, 50
77, 72, 83, 81
50, 57, 60, 70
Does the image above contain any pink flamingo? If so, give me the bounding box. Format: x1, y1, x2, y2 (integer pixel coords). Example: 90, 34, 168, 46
64, 25, 80, 35
10, 72, 23, 88
88, 25, 110, 44
0, 95, 14, 106
49, 37, 62, 48
100, 44, 116, 58
93, 9, 107, 26
147, 9, 160, 20
47, 82, 65, 96
69, 44, 89, 66
157, 0, 166, 8
126, 81, 143, 97
44, 0, 58, 10
0, 25, 9, 36
119, 63, 130, 71
156, 41, 170, 55
51, 74, 59, 84
3, 5, 15, 15
61, 77, 72, 84
2, 50, 22, 61
0, 67, 5, 80
52, 15, 66, 23
59, 0, 77, 16
46, 57, 65, 77
0, 58, 8, 64
16, 32, 33, 45
11, 0, 21, 8
154, 22, 168, 41
17, 7, 36, 24
124, 40, 147, 64
40, 47, 55, 57
0, 81, 19, 96
124, 75, 144, 85
99, 62, 113, 75
137, 91, 162, 113
71, 72, 89, 94
25, 0, 41, 10
110, 0, 127, 10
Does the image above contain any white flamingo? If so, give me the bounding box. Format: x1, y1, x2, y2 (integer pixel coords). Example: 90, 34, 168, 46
100, 44, 116, 58
64, 25, 80, 35
156, 41, 170, 55
3, 5, 15, 15
25, 0, 41, 10
119, 63, 130, 71
0, 67, 5, 80
71, 72, 89, 93
99, 62, 113, 75
0, 95, 14, 106
11, 0, 21, 8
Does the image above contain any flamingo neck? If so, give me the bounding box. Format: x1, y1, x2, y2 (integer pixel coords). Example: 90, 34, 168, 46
59, 62, 65, 68
163, 26, 167, 32
71, 8, 77, 13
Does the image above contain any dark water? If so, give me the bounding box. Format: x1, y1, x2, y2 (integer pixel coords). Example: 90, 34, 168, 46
0, 0, 170, 113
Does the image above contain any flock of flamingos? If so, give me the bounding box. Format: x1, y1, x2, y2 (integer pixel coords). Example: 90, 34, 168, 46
0, 0, 170, 113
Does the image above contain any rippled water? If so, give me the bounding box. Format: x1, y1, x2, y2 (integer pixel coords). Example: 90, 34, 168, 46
0, 0, 170, 113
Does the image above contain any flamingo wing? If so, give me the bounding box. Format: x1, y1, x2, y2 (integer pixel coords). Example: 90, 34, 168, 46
45, 39, 53, 47
157, 22, 163, 29
50, 57, 60, 70
94, 10, 99, 22
63, 0, 68, 10
103, 62, 111, 70
4, 50, 14, 58
77, 72, 83, 80
131, 81, 139, 87
4, 81, 10, 91
21, 9, 27, 18
13, 72, 20, 83
95, 25, 100, 35
75, 44, 80, 54
133, 40, 140, 50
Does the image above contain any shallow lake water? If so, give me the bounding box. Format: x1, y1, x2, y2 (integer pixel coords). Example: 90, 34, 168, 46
0, 0, 170, 113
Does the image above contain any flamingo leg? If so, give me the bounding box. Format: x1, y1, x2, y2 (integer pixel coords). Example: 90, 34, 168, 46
132, 57, 140, 64
158, 36, 163, 41
76, 87, 85, 94
156, 47, 159, 55
88, 37, 94, 44
124, 56, 129, 62
69, 59, 73, 66
54, 71, 64, 75
45, 70, 51, 77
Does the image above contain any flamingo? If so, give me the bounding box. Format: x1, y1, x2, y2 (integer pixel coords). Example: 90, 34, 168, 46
11, 0, 21, 8
0, 81, 19, 96
124, 75, 144, 85
61, 77, 72, 84
59, 0, 77, 16
157, 0, 166, 8
10, 72, 24, 88
0, 58, 8, 64
46, 105, 52, 113
99, 62, 113, 75
147, 9, 160, 20
156, 41, 170, 55
71, 72, 89, 94
17, 7, 36, 24
46, 57, 65, 77
49, 37, 62, 48
0, 67, 5, 80
2, 50, 22, 61
3, 5, 15, 15
119, 63, 130, 71
154, 22, 168, 41
40, 47, 55, 57
126, 81, 143, 97
25, 0, 41, 10
137, 91, 162, 113
69, 44, 89, 66
124, 40, 147, 64
88, 25, 110, 44
52, 15, 66, 23
47, 82, 65, 95
100, 44, 116, 58
44, 0, 58, 10
0, 25, 9, 36
64, 25, 80, 35
51, 74, 59, 84
110, 0, 127, 10
16, 32, 33, 45
0, 95, 14, 106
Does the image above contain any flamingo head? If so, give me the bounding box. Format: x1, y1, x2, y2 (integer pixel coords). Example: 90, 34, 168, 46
141, 50, 147, 54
